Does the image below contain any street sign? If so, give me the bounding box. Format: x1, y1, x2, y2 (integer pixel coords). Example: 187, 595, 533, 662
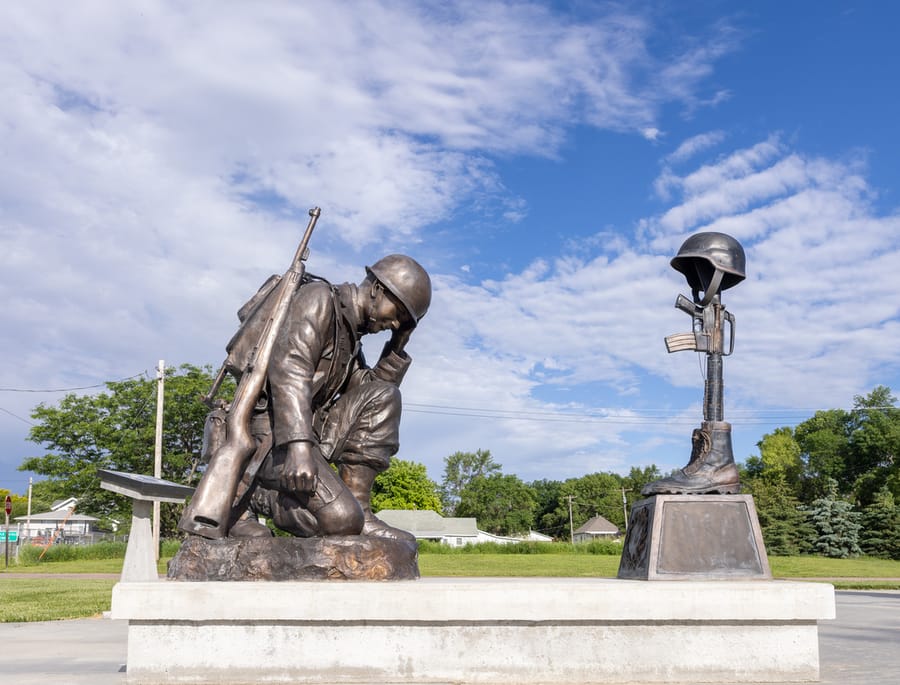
4, 495, 10, 516
0, 531, 17, 542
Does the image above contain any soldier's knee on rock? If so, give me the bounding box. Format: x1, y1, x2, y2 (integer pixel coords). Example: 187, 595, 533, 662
316, 490, 364, 536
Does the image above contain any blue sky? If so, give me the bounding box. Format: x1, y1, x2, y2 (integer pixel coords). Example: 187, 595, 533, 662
2, 1, 900, 496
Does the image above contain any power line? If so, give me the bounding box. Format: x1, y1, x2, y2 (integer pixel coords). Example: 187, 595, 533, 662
0, 372, 147, 393
404, 401, 899, 426
404, 403, 823, 426
0, 407, 35, 426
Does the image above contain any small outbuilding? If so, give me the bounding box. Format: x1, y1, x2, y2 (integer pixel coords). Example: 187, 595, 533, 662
573, 514, 620, 542
14, 497, 99, 543
376, 510, 551, 547
376, 509, 479, 547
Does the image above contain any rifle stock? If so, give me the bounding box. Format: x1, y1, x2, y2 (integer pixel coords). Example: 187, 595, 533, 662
179, 207, 321, 539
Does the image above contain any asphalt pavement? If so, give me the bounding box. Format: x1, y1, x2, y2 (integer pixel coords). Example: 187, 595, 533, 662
0, 590, 897, 684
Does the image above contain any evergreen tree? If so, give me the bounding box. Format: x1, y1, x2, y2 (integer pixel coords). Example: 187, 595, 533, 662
744, 475, 813, 555
806, 478, 862, 558
859, 486, 900, 559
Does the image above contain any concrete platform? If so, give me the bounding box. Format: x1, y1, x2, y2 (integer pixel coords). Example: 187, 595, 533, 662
111, 578, 835, 684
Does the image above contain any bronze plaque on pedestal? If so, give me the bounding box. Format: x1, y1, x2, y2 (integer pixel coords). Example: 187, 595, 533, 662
617, 494, 771, 580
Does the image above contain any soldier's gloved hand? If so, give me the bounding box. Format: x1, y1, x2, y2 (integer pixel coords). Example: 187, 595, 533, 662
387, 319, 416, 356
281, 441, 320, 494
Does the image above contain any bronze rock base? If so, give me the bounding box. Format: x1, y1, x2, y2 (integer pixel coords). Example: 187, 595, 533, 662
167, 534, 419, 581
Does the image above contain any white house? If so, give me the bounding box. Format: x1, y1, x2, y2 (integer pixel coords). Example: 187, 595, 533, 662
573, 514, 620, 542
14, 497, 99, 542
376, 509, 552, 547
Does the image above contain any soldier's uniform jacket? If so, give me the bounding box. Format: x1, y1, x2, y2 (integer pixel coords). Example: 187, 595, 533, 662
228, 276, 410, 452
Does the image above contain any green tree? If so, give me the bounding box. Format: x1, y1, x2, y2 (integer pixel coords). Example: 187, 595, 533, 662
806, 478, 862, 558
0, 484, 55, 519
794, 408, 852, 499
757, 427, 803, 489
529, 478, 564, 539
859, 486, 900, 559
455, 473, 537, 536
541, 472, 626, 537
371, 459, 443, 513
621, 465, 662, 497
440, 449, 500, 515
19, 364, 228, 537
846, 387, 900, 506
743, 475, 813, 555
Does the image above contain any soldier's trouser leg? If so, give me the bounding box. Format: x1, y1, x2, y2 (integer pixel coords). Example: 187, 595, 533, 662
318, 380, 415, 542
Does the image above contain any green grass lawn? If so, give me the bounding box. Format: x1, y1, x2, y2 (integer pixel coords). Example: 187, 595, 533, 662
419, 553, 622, 577
0, 578, 117, 622
2, 552, 898, 622
1, 556, 168, 575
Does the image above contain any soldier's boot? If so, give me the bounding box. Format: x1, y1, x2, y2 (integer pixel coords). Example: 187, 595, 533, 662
641, 421, 741, 496
228, 508, 274, 538
340, 463, 417, 544
244, 479, 364, 538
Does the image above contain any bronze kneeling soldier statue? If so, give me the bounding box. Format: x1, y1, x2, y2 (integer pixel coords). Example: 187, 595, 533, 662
180, 208, 431, 542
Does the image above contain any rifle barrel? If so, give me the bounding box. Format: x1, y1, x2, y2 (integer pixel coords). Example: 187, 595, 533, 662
291, 207, 321, 270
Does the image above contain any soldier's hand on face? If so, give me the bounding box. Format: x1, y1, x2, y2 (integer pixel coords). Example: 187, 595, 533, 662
389, 318, 416, 354
282, 441, 320, 494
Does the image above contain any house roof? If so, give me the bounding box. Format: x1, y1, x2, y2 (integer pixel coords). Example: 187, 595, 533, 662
376, 509, 478, 537
15, 511, 99, 523
574, 514, 619, 535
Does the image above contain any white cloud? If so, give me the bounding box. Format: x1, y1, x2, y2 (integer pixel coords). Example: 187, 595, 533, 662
394, 135, 900, 480
6, 3, 897, 488
664, 130, 727, 165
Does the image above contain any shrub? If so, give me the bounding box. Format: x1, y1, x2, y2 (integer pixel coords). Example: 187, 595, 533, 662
416, 539, 622, 555
17, 541, 127, 565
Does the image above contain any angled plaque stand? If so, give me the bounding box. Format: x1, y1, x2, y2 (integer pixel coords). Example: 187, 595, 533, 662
98, 469, 193, 582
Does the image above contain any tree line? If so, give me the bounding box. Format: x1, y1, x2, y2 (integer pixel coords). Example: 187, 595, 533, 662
741, 386, 900, 559
13, 365, 900, 558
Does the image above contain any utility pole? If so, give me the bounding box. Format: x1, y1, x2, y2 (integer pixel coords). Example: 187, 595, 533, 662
4, 495, 10, 568
152, 360, 165, 561
567, 495, 576, 544
621, 488, 631, 533
26, 477, 32, 542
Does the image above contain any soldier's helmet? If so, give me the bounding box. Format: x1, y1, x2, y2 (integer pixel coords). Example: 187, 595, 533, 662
366, 254, 432, 324
670, 232, 746, 295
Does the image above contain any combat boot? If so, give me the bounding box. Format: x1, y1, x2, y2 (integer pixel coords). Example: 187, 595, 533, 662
228, 511, 274, 538
340, 463, 417, 544
641, 421, 741, 495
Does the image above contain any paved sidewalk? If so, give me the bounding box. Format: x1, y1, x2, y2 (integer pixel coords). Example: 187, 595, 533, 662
0, 590, 897, 684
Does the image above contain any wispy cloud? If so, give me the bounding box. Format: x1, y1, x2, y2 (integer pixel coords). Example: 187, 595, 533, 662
664, 130, 727, 165
4, 3, 896, 486
398, 135, 900, 478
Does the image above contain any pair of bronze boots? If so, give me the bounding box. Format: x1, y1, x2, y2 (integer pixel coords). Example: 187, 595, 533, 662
642, 421, 740, 496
